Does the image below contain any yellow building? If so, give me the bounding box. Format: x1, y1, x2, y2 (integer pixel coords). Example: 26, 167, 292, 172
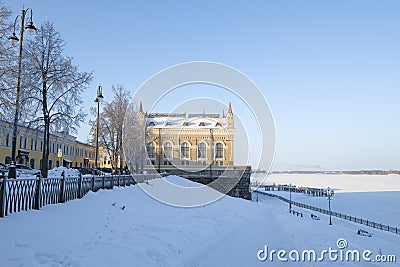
140, 102, 235, 171
98, 146, 114, 169
0, 120, 96, 169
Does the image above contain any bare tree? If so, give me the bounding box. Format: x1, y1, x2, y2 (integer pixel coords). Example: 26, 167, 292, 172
0, 2, 39, 134
0, 2, 15, 121
90, 85, 130, 173
89, 104, 118, 171
123, 102, 146, 173
24, 22, 92, 177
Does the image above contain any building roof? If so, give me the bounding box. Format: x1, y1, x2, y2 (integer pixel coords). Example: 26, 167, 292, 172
141, 102, 233, 129
146, 115, 227, 129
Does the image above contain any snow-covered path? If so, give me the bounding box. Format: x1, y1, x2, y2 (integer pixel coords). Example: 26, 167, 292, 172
189, 200, 297, 267
0, 176, 398, 266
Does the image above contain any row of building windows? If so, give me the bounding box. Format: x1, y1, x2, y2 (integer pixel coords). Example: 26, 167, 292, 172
1, 132, 94, 159
146, 142, 224, 160
148, 121, 223, 127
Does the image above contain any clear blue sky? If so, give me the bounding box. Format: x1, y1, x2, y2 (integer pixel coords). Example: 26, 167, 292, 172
6, 0, 400, 170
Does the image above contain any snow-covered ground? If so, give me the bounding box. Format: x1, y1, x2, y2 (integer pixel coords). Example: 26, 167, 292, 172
0, 175, 398, 266
48, 167, 80, 178
12, 167, 81, 179
252, 173, 400, 226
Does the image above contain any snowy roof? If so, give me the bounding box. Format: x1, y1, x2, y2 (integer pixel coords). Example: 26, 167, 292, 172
146, 115, 227, 129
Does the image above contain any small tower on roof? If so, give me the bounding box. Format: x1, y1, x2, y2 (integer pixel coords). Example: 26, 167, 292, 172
226, 102, 234, 129
137, 101, 145, 124
138, 101, 143, 113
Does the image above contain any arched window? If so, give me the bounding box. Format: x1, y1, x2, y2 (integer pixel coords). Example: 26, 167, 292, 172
198, 142, 206, 159
215, 143, 223, 159
146, 142, 155, 159
180, 142, 190, 159
163, 142, 173, 159
148, 121, 155, 127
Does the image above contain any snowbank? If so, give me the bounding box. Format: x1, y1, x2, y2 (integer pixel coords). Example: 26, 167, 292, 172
48, 166, 80, 178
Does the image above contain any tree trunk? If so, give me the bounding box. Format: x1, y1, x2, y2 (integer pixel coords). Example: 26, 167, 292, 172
41, 76, 49, 178
119, 129, 123, 174
41, 120, 50, 178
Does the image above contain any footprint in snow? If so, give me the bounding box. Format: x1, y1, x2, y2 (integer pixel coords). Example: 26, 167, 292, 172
14, 242, 28, 248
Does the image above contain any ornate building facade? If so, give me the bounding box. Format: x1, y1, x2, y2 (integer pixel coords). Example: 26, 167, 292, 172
137, 102, 235, 172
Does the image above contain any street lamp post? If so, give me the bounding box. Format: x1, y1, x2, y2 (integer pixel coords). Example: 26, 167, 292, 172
209, 128, 214, 179
94, 85, 104, 170
289, 183, 292, 213
327, 187, 333, 225
158, 128, 161, 173
8, 8, 36, 178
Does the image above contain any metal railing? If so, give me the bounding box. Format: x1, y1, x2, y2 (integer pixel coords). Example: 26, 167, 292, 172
0, 173, 157, 217
255, 190, 400, 235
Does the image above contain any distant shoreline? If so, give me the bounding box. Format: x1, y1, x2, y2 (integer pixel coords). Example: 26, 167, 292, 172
254, 170, 400, 175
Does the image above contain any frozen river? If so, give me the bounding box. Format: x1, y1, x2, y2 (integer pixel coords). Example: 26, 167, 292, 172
251, 173, 400, 193
252, 173, 400, 227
